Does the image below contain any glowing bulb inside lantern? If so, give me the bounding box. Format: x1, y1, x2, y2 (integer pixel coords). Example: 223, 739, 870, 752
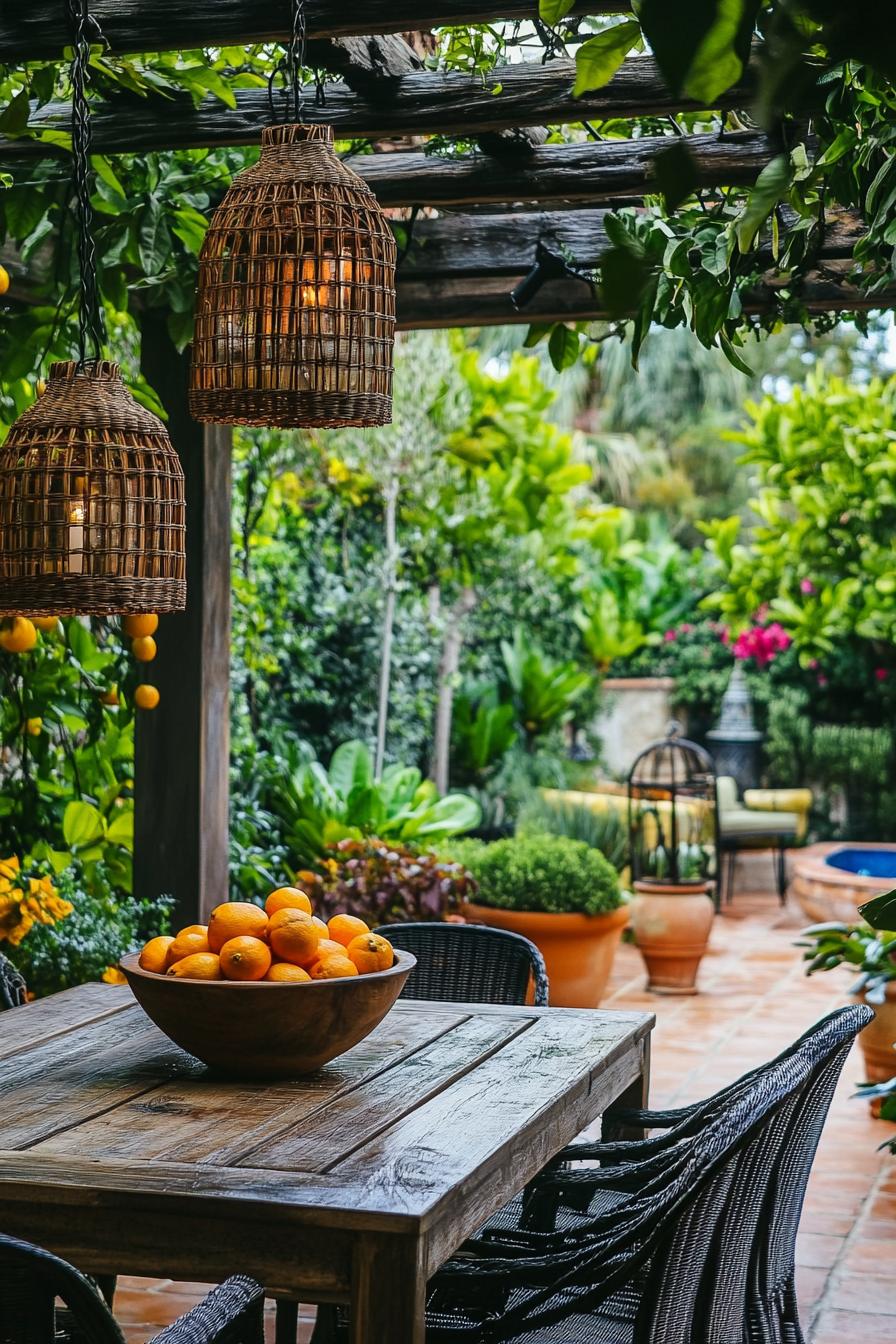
67, 477, 88, 575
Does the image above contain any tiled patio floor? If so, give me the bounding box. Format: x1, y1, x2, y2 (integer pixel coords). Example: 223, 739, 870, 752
115, 854, 895, 1342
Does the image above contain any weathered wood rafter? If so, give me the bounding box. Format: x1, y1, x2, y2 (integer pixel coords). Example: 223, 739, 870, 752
400, 208, 863, 278
2, 58, 752, 161
1, 1, 627, 63
396, 262, 888, 329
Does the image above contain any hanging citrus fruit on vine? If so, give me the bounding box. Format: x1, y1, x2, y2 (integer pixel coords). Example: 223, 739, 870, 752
124, 613, 158, 638
134, 684, 160, 710
132, 635, 157, 662
0, 265, 10, 297
0, 618, 37, 653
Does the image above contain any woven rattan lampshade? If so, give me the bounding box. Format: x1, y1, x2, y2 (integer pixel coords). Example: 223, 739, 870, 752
0, 361, 186, 616
189, 123, 397, 428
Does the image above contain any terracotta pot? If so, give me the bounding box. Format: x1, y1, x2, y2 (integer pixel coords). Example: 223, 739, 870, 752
629, 880, 715, 995
461, 901, 629, 1008
852, 982, 896, 1084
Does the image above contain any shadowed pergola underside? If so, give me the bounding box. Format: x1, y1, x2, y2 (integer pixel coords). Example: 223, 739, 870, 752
1, 2, 887, 921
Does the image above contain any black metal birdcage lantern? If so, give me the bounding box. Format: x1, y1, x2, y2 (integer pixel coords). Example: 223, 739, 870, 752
627, 722, 718, 887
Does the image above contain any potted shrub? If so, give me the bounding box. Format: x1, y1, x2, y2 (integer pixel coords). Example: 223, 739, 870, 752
798, 918, 896, 1084
452, 834, 628, 1008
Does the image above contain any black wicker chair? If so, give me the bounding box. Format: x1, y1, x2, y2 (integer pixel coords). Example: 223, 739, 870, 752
373, 922, 549, 1007
313, 1005, 869, 1344
0, 1233, 264, 1344
0, 951, 26, 1010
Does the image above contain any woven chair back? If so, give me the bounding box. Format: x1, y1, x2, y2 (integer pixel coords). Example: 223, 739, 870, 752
375, 922, 549, 1007
0, 1234, 125, 1344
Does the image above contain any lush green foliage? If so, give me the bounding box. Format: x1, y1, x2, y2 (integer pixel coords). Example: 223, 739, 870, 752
4, 862, 171, 998
705, 372, 896, 656
516, 795, 629, 873
299, 838, 477, 925
257, 738, 480, 869
0, 619, 136, 889
450, 833, 623, 915
798, 919, 896, 1002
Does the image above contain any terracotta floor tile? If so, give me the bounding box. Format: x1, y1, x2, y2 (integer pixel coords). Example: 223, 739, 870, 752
828, 1274, 896, 1315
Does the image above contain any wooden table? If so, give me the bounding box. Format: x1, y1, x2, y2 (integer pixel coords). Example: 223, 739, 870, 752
0, 983, 653, 1343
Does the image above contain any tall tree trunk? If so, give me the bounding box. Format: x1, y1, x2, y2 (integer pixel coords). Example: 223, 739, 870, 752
431, 585, 476, 794
374, 475, 399, 779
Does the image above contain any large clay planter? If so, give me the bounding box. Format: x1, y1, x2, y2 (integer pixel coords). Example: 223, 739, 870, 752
630, 880, 714, 995
461, 901, 630, 1008
852, 983, 896, 1084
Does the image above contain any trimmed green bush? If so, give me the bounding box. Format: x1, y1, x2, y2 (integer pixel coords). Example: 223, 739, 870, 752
455, 834, 623, 916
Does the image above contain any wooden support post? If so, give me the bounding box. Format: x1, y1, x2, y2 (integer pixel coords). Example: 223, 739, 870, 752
134, 314, 231, 928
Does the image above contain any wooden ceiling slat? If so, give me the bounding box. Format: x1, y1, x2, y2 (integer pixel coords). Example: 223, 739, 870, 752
1, 2, 628, 63
3, 58, 752, 161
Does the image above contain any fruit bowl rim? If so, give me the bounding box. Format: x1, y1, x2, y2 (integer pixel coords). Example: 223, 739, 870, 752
119, 948, 416, 987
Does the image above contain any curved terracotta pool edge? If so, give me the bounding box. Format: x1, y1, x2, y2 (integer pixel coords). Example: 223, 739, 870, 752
792, 841, 896, 923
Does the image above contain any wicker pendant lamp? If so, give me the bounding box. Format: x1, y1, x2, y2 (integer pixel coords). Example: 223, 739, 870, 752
189, 3, 396, 428
0, 0, 186, 617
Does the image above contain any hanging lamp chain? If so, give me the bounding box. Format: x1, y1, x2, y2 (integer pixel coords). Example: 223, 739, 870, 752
66, 0, 105, 368
287, 0, 308, 122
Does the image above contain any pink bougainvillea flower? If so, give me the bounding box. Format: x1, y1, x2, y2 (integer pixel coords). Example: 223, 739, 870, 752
799, 579, 816, 595
817, 674, 828, 687
663, 629, 677, 643
875, 668, 889, 682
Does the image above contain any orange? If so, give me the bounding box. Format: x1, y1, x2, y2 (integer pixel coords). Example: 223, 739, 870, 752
100, 687, 120, 706
265, 886, 313, 918
132, 635, 157, 662
208, 901, 269, 952
124, 613, 158, 638
134, 684, 160, 710
167, 952, 222, 980
315, 937, 345, 959
311, 916, 329, 934
310, 954, 358, 980
219, 935, 271, 981
0, 618, 37, 653
139, 935, 175, 974
25, 717, 42, 736
166, 925, 210, 965
0, 265, 9, 297
30, 617, 59, 632
328, 914, 370, 947
264, 962, 312, 983
346, 932, 394, 975
269, 909, 320, 967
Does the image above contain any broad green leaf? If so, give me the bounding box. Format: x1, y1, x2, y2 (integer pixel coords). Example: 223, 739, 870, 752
328, 739, 373, 801
859, 889, 896, 932
62, 800, 105, 849
0, 89, 30, 137
720, 332, 754, 375
735, 154, 792, 253
652, 140, 699, 212
548, 324, 581, 371
106, 809, 135, 847
91, 155, 125, 198
573, 20, 642, 97
538, 0, 576, 24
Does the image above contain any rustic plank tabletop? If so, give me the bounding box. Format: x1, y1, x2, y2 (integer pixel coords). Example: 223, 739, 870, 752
0, 983, 653, 1343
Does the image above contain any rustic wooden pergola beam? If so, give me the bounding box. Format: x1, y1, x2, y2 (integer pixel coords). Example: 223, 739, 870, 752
3, 58, 752, 162
1, 1, 627, 63
396, 263, 887, 328
359, 131, 772, 207
399, 208, 863, 278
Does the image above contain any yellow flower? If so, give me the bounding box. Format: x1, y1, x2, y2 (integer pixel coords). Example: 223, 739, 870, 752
327, 456, 351, 484
102, 966, 126, 985
0, 859, 71, 945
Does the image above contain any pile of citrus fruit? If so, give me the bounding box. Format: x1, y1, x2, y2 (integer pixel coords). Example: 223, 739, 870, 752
138, 888, 394, 983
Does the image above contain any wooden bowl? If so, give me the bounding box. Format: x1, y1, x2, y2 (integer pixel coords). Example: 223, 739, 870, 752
119, 950, 416, 1078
